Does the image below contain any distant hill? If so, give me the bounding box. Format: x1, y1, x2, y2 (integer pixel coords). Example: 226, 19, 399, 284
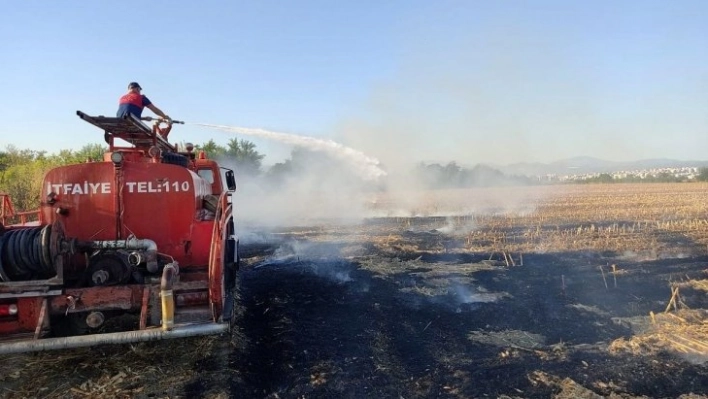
487, 156, 708, 177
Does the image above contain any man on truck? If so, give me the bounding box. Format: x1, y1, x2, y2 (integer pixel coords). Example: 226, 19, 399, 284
117, 82, 171, 121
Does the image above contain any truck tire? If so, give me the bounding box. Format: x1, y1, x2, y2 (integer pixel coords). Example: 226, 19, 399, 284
226, 274, 245, 348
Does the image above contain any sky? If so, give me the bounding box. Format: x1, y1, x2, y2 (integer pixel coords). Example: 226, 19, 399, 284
1, 0, 708, 168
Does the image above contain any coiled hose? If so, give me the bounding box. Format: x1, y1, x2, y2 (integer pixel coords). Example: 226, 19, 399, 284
0, 225, 55, 282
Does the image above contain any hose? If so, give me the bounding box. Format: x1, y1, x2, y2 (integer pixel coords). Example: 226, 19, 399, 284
0, 226, 55, 282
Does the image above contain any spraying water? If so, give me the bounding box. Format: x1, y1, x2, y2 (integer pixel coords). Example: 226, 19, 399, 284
193, 123, 387, 181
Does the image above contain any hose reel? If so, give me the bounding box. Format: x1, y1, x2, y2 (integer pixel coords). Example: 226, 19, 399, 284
0, 222, 69, 282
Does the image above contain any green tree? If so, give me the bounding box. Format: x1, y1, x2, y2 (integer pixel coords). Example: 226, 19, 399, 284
0, 151, 7, 172
224, 138, 264, 175
194, 139, 264, 176
74, 143, 107, 163
264, 161, 293, 187
1, 145, 46, 165
597, 173, 614, 183
35, 144, 106, 167
0, 144, 103, 212
196, 139, 227, 159
697, 167, 708, 182
0, 159, 53, 211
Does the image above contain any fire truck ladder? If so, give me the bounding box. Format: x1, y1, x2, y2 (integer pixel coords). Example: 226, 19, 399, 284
76, 110, 176, 153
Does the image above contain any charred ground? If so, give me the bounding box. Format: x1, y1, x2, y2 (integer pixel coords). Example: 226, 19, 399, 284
228, 229, 707, 399
2, 184, 708, 398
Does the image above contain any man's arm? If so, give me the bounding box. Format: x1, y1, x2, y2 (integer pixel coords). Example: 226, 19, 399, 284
146, 103, 170, 120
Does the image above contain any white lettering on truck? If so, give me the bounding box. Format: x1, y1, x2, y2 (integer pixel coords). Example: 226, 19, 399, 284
124, 181, 191, 193
47, 181, 112, 195
46, 181, 192, 195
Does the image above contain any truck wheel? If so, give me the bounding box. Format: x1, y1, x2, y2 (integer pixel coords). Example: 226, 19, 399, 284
50, 314, 89, 337
226, 275, 245, 348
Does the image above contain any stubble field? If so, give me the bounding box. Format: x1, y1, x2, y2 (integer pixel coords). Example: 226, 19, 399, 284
2, 183, 708, 398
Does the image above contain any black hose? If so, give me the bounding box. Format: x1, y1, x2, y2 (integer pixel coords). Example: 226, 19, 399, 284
6, 229, 21, 275
32, 228, 44, 269
27, 228, 38, 266
18, 229, 34, 272
0, 226, 56, 282
0, 232, 10, 282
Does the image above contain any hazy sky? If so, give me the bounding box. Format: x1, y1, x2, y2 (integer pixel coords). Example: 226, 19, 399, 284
2, 1, 707, 166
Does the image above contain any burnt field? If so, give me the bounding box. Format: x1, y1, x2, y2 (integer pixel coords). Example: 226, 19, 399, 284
2, 183, 708, 398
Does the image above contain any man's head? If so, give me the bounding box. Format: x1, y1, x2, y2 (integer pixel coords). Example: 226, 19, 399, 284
128, 82, 142, 93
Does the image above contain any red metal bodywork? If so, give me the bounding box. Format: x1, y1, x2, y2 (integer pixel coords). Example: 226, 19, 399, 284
0, 112, 238, 352
42, 161, 213, 266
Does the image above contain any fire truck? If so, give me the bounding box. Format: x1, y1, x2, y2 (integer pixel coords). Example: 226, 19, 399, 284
0, 112, 239, 354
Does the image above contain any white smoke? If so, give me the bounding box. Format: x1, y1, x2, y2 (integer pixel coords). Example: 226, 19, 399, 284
194, 123, 386, 181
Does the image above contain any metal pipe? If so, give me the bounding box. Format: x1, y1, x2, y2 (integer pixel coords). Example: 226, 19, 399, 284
127, 251, 142, 266
160, 263, 177, 331
176, 291, 209, 307
0, 323, 228, 355
84, 237, 158, 272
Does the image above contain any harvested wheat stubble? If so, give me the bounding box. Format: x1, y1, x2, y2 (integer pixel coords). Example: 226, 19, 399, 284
609, 309, 708, 358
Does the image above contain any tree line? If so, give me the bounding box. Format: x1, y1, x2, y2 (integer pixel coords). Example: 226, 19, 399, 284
577, 169, 708, 184
2, 139, 708, 213
0, 139, 268, 213
0, 144, 106, 212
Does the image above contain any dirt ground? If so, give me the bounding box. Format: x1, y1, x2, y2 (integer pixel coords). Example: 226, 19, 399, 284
2, 184, 708, 399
